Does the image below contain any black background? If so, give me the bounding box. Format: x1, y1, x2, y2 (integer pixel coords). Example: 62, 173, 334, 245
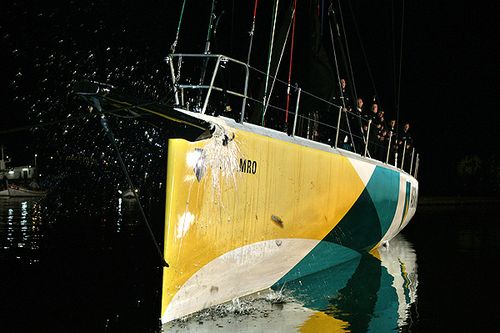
1, 0, 498, 194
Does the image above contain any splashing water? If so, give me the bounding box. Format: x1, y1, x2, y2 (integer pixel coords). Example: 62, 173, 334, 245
200, 123, 241, 201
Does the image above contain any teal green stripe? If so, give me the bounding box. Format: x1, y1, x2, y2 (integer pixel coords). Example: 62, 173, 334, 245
365, 167, 400, 237
325, 166, 400, 251
329, 253, 382, 332
368, 264, 399, 332
272, 241, 361, 286
272, 247, 361, 310
325, 188, 380, 251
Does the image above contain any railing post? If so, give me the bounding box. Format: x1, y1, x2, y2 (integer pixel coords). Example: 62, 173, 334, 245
409, 147, 416, 175
400, 140, 407, 170
414, 153, 420, 179
364, 119, 372, 157
168, 56, 180, 105
240, 64, 250, 123
386, 131, 393, 164
334, 106, 342, 148
292, 88, 301, 137
201, 56, 222, 114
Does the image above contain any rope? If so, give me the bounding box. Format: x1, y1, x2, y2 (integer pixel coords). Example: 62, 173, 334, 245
170, 0, 187, 53
391, 0, 398, 119
337, 0, 358, 103
329, 2, 356, 152
391, 0, 405, 139
0, 101, 161, 135
102, 118, 169, 268
285, 0, 297, 123
346, 0, 379, 105
396, 0, 405, 139
328, 6, 345, 109
94, 98, 169, 268
336, 2, 357, 153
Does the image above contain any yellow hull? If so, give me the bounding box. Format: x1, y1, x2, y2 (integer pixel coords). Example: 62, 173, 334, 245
161, 119, 418, 323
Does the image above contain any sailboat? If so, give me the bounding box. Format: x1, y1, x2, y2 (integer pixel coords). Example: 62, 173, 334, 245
74, 0, 419, 324
0, 146, 46, 198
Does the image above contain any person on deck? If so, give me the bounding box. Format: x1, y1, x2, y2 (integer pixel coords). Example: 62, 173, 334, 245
376, 109, 387, 132
366, 103, 379, 157
386, 119, 398, 164
399, 122, 413, 147
351, 97, 365, 153
388, 119, 397, 134
398, 122, 413, 170
339, 78, 350, 107
355, 97, 365, 116
377, 129, 389, 161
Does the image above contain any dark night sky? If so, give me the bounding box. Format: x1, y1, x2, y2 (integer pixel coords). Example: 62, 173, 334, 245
0, 0, 498, 195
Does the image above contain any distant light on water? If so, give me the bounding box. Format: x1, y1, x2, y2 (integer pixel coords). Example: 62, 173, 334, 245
116, 197, 122, 233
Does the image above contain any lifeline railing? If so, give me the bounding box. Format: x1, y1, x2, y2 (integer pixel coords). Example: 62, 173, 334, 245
167, 53, 419, 179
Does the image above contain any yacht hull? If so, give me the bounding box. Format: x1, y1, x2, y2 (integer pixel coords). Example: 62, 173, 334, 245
161, 116, 418, 323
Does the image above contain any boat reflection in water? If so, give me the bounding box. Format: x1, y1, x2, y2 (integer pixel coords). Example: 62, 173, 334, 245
165, 234, 417, 333
0, 197, 43, 264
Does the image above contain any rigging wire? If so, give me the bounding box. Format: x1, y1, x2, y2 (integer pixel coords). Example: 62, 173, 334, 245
336, 0, 358, 103
262, 0, 280, 125
263, 7, 295, 119
246, 0, 259, 67
94, 98, 169, 268
327, 7, 345, 107
4, 97, 174, 267
170, 0, 188, 53
346, 0, 379, 104
391, 0, 406, 138
396, 0, 406, 138
328, 3, 356, 153
198, 0, 218, 109
328, 1, 357, 152
0, 102, 160, 135
230, 0, 235, 56
203, 0, 217, 56
391, 0, 398, 118
285, 0, 297, 124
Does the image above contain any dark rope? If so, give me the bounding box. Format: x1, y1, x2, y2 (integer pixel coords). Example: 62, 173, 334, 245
337, 0, 358, 103
328, 4, 356, 153
396, 0, 406, 139
346, 0, 379, 105
0, 102, 160, 135
391, 0, 398, 119
96, 100, 169, 268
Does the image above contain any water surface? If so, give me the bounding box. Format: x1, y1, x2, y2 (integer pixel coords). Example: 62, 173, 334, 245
0, 197, 498, 332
